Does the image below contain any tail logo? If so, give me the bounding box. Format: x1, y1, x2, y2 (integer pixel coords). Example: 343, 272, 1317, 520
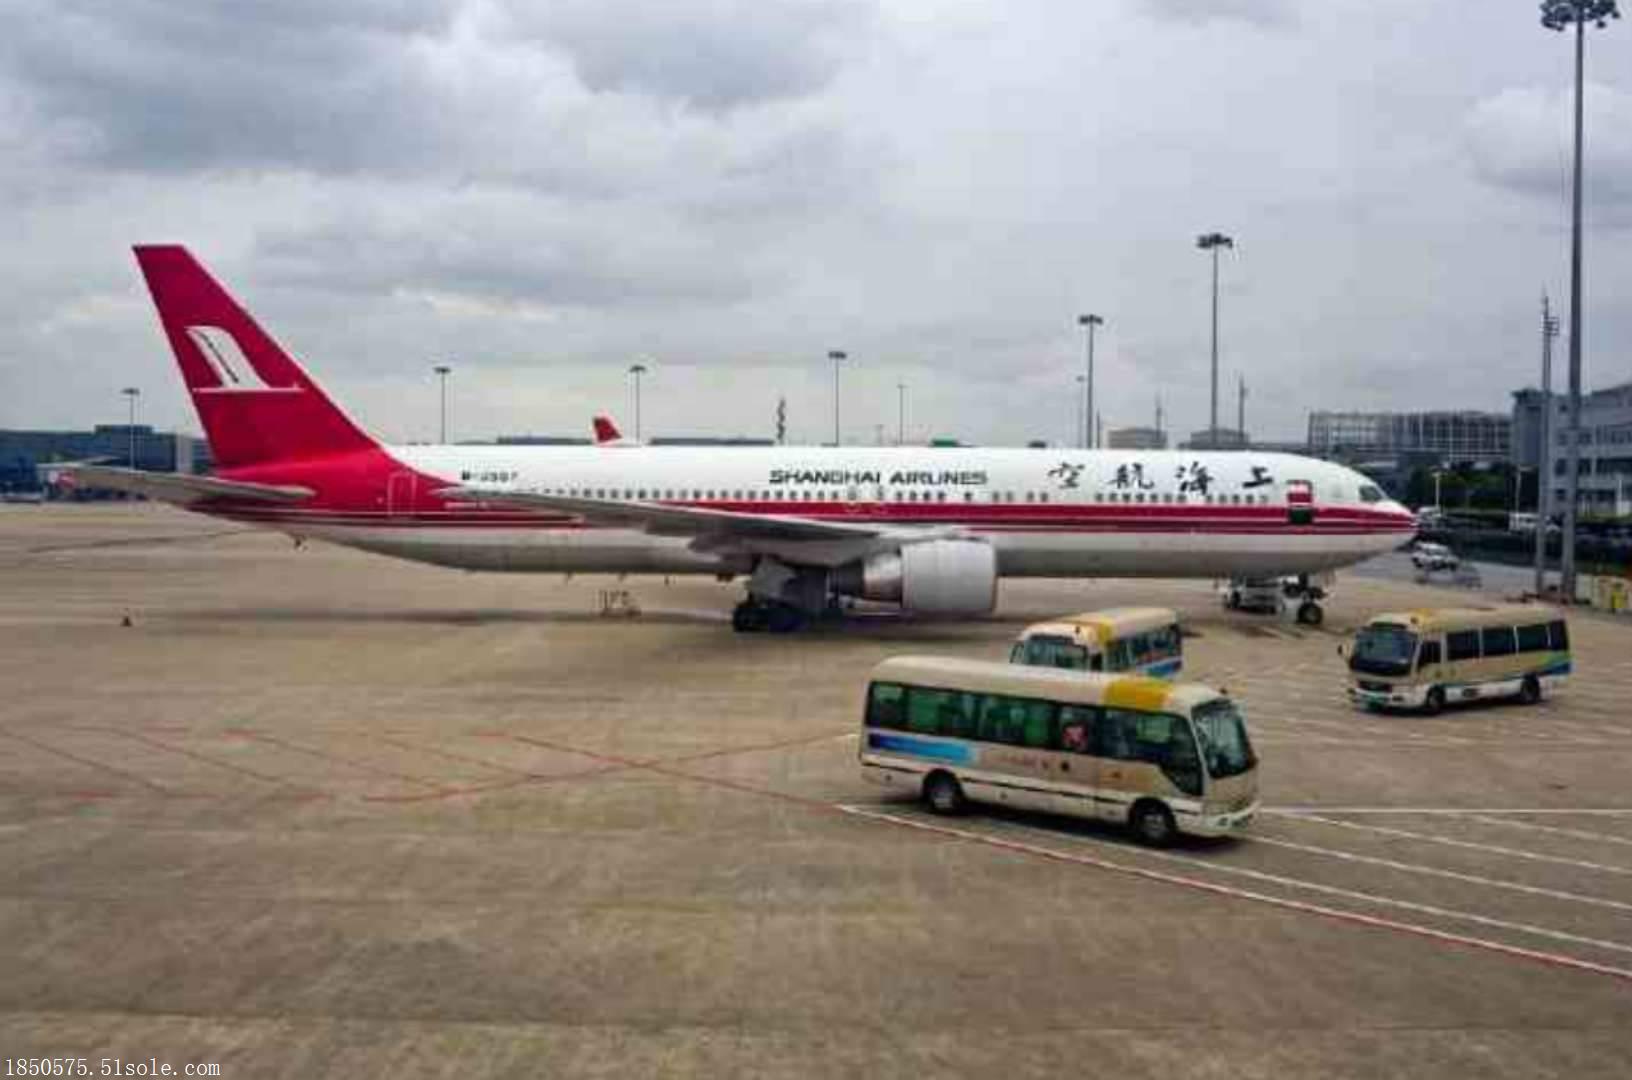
185, 325, 299, 393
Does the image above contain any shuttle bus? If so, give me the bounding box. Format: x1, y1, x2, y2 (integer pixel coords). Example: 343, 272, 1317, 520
860, 656, 1259, 845
1346, 605, 1570, 714
1008, 607, 1183, 678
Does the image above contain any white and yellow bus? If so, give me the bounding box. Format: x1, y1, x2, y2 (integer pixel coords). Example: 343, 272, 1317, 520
860, 656, 1258, 845
1008, 606, 1183, 679
1346, 605, 1570, 714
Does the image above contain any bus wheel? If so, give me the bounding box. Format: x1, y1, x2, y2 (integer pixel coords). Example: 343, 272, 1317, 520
1130, 800, 1176, 847
923, 772, 966, 816
1423, 686, 1445, 716
1518, 677, 1541, 706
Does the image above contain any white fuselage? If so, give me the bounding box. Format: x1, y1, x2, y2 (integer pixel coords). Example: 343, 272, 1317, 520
217, 445, 1414, 579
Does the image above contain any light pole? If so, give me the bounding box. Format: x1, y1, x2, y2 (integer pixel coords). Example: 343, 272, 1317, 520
828, 350, 847, 446
627, 363, 648, 441
1074, 375, 1086, 448
1535, 294, 1560, 596
1077, 314, 1103, 449
1543, 0, 1619, 601
432, 365, 451, 443
1433, 469, 1444, 512
1196, 232, 1234, 448
120, 387, 140, 469
896, 381, 907, 446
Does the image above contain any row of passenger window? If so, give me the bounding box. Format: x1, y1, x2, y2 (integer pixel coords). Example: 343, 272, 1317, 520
532, 487, 1272, 506
866, 682, 1202, 794
1437, 620, 1568, 664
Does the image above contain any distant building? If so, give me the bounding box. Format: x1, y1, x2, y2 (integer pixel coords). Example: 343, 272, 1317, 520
1512, 381, 1632, 515
1107, 426, 1168, 450
1182, 427, 1249, 451
494, 435, 591, 446
1306, 411, 1509, 464
652, 436, 775, 447
0, 426, 208, 492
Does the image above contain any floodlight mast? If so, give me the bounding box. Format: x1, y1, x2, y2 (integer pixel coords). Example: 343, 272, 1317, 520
1196, 232, 1234, 448
1540, 0, 1619, 602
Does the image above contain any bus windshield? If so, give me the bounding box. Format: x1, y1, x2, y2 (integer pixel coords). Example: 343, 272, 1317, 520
1192, 699, 1257, 779
1014, 634, 1091, 670
1349, 624, 1418, 676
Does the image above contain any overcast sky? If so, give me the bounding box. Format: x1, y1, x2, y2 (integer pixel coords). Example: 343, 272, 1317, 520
2, 0, 1629, 448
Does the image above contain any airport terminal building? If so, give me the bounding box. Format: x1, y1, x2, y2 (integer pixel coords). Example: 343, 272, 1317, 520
1512, 381, 1632, 516
0, 425, 210, 493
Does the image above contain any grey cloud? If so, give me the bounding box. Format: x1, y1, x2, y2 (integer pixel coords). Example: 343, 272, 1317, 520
0, 0, 464, 175
1465, 83, 1632, 210
1139, 0, 1297, 28
508, 0, 876, 111
251, 193, 773, 310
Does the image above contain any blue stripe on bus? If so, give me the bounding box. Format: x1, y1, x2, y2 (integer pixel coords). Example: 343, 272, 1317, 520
1144, 658, 1182, 679
866, 732, 975, 764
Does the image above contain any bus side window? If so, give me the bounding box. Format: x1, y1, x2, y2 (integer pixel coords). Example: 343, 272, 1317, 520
977, 694, 1031, 745
1481, 626, 1516, 658
1416, 640, 1442, 671
1106, 640, 1132, 672
1446, 630, 1481, 662
1548, 620, 1569, 651
1058, 705, 1098, 753
1019, 698, 1056, 749
1089, 653, 1104, 672
906, 688, 958, 735
1094, 709, 1141, 761
1516, 624, 1549, 652
1009, 642, 1026, 663
867, 683, 905, 729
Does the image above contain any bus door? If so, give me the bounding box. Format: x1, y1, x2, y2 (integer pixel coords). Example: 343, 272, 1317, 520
1286, 480, 1315, 526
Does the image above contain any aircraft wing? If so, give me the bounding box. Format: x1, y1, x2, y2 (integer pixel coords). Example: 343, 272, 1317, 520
442, 486, 902, 543
59, 465, 314, 505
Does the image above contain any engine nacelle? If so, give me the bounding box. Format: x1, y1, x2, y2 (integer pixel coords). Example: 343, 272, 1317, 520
833, 541, 997, 616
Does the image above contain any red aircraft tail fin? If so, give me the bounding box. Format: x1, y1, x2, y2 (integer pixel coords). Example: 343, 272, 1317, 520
133, 245, 380, 470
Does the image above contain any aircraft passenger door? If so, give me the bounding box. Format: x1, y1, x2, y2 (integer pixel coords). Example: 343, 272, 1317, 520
1286, 479, 1316, 526
387, 471, 417, 516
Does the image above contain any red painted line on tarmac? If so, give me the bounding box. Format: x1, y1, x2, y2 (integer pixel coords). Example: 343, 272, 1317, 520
839, 807, 1632, 987
0, 728, 178, 796
667, 728, 858, 765
232, 731, 448, 794
98, 726, 317, 793
371, 735, 543, 779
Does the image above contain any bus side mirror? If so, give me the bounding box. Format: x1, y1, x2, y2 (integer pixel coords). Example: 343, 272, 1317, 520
1335, 643, 1347, 659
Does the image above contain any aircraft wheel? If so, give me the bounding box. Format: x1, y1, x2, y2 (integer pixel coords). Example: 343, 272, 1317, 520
1296, 601, 1324, 627
731, 602, 766, 633
766, 604, 806, 634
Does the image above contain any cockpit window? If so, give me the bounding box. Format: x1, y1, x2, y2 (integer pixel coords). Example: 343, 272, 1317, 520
1359, 484, 1384, 504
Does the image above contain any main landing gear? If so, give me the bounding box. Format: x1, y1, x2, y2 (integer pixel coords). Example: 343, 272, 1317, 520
731, 559, 834, 634
731, 598, 810, 634
1284, 574, 1327, 627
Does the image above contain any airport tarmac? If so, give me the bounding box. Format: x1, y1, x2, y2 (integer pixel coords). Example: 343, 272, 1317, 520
3, 503, 1631, 1078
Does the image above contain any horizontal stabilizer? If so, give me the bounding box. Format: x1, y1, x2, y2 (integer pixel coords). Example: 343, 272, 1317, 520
61, 465, 314, 505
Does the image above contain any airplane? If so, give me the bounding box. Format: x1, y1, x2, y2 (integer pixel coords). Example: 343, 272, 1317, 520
68, 245, 1415, 633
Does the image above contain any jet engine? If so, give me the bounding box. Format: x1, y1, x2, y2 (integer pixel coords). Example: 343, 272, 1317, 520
832, 540, 997, 616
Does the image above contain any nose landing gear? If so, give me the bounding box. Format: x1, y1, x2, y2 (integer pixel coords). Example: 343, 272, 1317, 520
1284, 574, 1328, 627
